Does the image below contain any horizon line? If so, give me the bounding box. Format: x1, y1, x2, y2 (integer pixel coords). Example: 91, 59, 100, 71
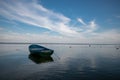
0, 42, 120, 45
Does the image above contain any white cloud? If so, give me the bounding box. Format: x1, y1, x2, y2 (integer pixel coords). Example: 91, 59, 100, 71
77, 18, 86, 25
0, 0, 79, 36
0, 27, 3, 30
116, 16, 120, 18
0, 0, 99, 37
0, 0, 98, 37
85, 20, 98, 33
0, 0, 120, 43
76, 18, 98, 33
0, 30, 120, 44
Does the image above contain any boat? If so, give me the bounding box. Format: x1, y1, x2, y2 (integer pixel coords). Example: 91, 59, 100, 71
29, 44, 54, 57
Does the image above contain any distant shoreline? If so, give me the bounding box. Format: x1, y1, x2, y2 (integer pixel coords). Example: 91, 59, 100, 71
0, 42, 120, 45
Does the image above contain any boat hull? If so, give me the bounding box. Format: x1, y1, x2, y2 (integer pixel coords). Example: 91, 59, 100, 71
29, 44, 54, 57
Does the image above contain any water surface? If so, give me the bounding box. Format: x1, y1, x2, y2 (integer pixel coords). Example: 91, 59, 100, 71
0, 44, 120, 80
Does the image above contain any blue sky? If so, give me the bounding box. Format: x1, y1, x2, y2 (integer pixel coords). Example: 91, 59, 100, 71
0, 0, 120, 43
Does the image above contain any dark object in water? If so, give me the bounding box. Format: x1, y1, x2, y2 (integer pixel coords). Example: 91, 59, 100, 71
89, 44, 91, 47
29, 54, 53, 64
29, 44, 54, 57
116, 47, 119, 50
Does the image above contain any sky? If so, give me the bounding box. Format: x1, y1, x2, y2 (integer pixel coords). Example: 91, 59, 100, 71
0, 0, 120, 43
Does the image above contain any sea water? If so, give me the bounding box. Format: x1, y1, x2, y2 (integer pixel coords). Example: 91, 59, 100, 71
0, 44, 120, 80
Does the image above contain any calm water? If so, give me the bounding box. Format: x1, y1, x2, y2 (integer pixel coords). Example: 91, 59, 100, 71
0, 44, 120, 80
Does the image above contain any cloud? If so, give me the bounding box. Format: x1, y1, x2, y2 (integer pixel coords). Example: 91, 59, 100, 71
0, 32, 76, 43
0, 0, 99, 37
85, 20, 98, 33
77, 18, 86, 25
116, 16, 120, 18
76, 18, 98, 33
0, 0, 120, 43
0, 30, 120, 44
0, 27, 3, 30
0, 0, 79, 36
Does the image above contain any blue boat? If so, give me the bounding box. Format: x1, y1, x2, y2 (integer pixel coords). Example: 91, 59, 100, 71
29, 44, 54, 57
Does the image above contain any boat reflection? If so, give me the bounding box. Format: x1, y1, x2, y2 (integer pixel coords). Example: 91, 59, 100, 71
28, 54, 54, 64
